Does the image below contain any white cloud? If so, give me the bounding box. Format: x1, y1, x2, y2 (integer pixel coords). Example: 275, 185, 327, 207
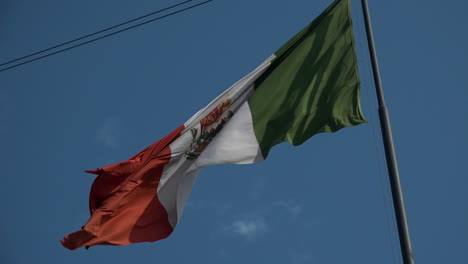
274, 200, 303, 218
226, 218, 267, 240
96, 116, 122, 148
211, 200, 304, 241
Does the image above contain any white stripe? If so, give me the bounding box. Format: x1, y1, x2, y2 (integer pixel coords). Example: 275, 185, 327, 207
157, 55, 275, 228
157, 132, 200, 228
183, 54, 276, 130
195, 102, 264, 167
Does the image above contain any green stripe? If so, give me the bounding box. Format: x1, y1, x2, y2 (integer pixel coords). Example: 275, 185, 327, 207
248, 0, 367, 158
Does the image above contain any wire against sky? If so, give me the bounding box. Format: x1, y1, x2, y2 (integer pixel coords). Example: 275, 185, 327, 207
0, 0, 193, 68
0, 0, 214, 73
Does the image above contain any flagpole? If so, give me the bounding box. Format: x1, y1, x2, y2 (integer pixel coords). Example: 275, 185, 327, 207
359, 1, 415, 263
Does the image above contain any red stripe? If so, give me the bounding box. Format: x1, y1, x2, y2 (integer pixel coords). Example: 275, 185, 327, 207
61, 125, 185, 250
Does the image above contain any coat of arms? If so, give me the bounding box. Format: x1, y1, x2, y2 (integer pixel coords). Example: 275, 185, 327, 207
185, 99, 234, 160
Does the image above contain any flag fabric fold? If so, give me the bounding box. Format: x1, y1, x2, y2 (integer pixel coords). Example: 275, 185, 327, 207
61, 0, 366, 250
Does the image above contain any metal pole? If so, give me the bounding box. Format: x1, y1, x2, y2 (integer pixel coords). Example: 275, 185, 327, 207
360, 1, 415, 263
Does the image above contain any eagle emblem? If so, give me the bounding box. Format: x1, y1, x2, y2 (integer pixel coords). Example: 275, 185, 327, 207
185, 99, 234, 160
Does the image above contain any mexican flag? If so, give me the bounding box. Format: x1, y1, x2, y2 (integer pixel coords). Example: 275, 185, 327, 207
61, 0, 366, 250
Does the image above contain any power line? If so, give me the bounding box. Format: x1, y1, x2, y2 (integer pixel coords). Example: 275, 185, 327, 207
0, 0, 213, 73
0, 0, 193, 68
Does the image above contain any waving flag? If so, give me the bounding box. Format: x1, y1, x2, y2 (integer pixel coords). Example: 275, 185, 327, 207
61, 0, 366, 250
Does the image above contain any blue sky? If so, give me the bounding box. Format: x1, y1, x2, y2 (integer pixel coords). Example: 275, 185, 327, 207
1, 0, 467, 263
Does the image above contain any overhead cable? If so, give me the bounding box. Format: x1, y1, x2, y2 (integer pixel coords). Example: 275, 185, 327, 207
0, 0, 214, 73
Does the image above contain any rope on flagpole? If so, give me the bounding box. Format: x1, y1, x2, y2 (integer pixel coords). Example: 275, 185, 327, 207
360, 0, 415, 263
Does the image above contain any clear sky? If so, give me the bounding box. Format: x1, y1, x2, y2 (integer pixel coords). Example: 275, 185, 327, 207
1, 0, 467, 263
